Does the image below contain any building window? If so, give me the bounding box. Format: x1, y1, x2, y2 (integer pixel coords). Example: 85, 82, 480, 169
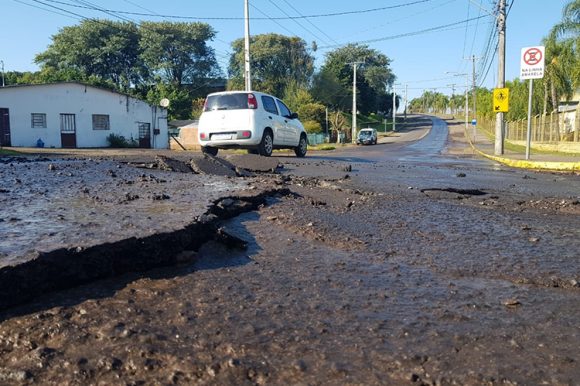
31, 113, 47, 128
92, 114, 110, 130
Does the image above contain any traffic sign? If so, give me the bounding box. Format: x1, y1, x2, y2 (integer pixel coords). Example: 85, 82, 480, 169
520, 46, 545, 79
493, 88, 509, 112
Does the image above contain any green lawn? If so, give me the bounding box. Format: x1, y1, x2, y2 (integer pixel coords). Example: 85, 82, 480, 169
0, 148, 22, 156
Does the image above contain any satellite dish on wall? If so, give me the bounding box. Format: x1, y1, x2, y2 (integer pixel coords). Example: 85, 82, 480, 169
159, 98, 170, 108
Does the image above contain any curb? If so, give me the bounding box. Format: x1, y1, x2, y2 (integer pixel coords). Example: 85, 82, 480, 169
464, 127, 580, 172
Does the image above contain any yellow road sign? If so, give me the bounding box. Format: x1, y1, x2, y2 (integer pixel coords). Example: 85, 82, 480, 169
493, 88, 509, 112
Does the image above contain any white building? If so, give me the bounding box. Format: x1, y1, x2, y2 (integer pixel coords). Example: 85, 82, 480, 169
0, 82, 168, 149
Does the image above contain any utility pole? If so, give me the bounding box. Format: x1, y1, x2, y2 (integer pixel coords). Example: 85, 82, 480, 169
495, 0, 506, 155
471, 55, 477, 120
243, 0, 252, 91
404, 83, 408, 121
464, 75, 469, 133
392, 85, 397, 132
0, 61, 4, 87
348, 61, 364, 143
325, 107, 329, 136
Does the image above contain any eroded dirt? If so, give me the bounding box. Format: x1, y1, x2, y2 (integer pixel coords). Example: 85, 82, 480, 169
0, 143, 579, 385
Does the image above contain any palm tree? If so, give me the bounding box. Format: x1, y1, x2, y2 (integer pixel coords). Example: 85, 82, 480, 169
551, 0, 580, 91
553, 0, 580, 40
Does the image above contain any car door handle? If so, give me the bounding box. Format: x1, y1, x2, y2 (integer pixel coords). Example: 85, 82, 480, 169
268, 116, 272, 119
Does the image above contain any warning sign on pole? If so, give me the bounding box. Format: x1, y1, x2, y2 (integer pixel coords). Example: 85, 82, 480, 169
493, 88, 509, 112
520, 46, 545, 80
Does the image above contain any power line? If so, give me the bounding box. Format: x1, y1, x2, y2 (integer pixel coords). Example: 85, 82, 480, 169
319, 14, 489, 49
461, 0, 471, 60
280, 0, 339, 46
12, 0, 81, 20
266, 0, 332, 46
469, 0, 484, 57
38, 0, 437, 20
249, 4, 297, 37
334, 0, 458, 43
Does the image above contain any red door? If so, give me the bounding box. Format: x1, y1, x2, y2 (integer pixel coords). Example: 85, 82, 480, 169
0, 108, 10, 147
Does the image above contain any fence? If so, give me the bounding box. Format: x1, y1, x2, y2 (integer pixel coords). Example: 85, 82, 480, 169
477, 105, 580, 152
307, 133, 329, 145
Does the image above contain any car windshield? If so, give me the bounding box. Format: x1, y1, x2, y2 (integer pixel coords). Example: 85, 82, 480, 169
358, 131, 372, 137
204, 94, 248, 111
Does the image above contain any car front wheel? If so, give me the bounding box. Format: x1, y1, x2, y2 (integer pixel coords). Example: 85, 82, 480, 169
258, 130, 273, 157
294, 134, 307, 157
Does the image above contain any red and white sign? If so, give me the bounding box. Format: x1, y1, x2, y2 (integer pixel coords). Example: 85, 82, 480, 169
520, 46, 545, 79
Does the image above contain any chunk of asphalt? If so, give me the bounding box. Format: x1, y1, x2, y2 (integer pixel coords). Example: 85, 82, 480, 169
215, 227, 248, 250
225, 154, 281, 173
154, 155, 193, 173
189, 154, 238, 177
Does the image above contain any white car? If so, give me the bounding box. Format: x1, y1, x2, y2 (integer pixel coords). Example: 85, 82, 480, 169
356, 128, 378, 145
198, 91, 308, 157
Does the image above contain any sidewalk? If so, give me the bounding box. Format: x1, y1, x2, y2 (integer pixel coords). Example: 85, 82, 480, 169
459, 121, 580, 172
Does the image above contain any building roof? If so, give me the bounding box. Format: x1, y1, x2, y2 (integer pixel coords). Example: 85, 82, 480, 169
0, 82, 160, 107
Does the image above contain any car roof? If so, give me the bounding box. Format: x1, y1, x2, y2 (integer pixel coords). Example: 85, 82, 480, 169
207, 90, 273, 98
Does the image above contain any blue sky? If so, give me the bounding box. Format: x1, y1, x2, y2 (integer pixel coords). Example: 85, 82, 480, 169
1, 0, 569, 101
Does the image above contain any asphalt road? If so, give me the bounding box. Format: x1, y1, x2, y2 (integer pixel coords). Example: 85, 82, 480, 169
0, 115, 579, 385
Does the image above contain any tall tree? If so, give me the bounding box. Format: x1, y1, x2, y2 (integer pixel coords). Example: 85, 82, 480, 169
35, 20, 144, 91
310, 69, 350, 111
140, 21, 220, 88
319, 44, 394, 115
228, 33, 314, 96
543, 33, 575, 109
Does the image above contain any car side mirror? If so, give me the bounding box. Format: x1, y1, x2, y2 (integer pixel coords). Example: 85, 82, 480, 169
289, 112, 299, 120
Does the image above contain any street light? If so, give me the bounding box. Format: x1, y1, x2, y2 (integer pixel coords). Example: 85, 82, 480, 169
0, 61, 4, 87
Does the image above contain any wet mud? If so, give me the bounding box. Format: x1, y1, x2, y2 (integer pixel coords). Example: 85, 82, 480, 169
0, 140, 579, 385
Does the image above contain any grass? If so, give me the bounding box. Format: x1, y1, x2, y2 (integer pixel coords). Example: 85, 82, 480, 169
478, 128, 580, 157
342, 112, 395, 132
309, 144, 336, 151
0, 148, 22, 156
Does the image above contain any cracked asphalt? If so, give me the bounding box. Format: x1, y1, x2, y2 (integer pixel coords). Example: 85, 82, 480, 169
0, 115, 579, 385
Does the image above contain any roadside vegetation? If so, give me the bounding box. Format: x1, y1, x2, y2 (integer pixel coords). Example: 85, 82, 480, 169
0, 148, 22, 156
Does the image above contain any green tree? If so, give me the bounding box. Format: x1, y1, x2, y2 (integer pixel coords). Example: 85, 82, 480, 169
283, 81, 325, 129
310, 69, 350, 111
553, 0, 580, 45
146, 83, 193, 121
543, 33, 576, 110
448, 93, 465, 115
140, 21, 220, 88
35, 20, 144, 91
228, 33, 314, 96
319, 43, 394, 115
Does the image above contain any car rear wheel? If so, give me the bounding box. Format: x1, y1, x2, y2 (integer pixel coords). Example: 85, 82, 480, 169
201, 146, 218, 156
258, 130, 273, 157
294, 134, 307, 157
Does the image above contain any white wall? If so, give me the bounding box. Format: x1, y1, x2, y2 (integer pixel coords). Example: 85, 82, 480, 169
0, 83, 168, 149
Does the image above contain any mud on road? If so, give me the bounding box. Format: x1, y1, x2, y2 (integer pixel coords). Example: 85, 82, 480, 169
0, 145, 579, 385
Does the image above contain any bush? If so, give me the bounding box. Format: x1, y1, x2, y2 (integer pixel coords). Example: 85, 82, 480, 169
303, 120, 323, 134
107, 133, 138, 148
